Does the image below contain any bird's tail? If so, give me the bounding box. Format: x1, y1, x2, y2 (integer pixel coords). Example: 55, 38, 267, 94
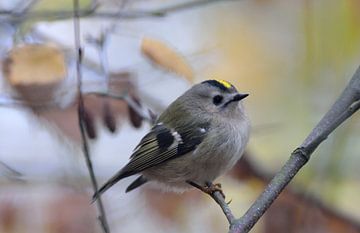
125, 175, 148, 193
92, 170, 132, 201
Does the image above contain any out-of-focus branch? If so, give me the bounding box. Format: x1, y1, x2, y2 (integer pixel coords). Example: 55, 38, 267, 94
72, 1, 110, 233
0, 0, 237, 22
0, 161, 23, 181
89, 91, 155, 124
229, 66, 360, 233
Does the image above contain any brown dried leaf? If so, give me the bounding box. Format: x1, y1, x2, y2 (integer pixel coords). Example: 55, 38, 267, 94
102, 101, 117, 133
127, 95, 143, 128
83, 106, 97, 139
141, 37, 194, 82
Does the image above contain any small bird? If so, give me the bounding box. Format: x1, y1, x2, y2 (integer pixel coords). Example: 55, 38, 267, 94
93, 79, 250, 199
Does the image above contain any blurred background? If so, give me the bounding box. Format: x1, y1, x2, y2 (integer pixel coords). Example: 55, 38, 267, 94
0, 0, 360, 232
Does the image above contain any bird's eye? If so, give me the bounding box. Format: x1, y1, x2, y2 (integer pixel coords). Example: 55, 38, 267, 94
212, 95, 223, 105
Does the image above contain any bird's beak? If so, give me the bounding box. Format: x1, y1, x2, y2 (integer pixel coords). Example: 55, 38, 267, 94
232, 93, 249, 102
224, 93, 249, 107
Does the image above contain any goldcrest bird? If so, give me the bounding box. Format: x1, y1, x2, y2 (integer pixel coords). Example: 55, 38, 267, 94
93, 79, 250, 199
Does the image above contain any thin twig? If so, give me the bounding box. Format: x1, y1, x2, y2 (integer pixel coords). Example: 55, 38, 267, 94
85, 0, 130, 90
73, 1, 110, 233
187, 181, 236, 225
0, 0, 237, 22
88, 91, 154, 124
230, 66, 360, 233
0, 89, 154, 126
0, 161, 22, 177
211, 191, 236, 225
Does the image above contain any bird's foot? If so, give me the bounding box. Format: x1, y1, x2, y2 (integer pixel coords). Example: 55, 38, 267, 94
204, 182, 226, 199
187, 181, 226, 199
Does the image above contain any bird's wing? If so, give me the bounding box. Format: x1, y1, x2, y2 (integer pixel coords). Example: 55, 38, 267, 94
120, 122, 210, 177
93, 121, 210, 200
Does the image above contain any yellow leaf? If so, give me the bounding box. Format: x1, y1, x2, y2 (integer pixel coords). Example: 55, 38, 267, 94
2, 44, 67, 104
141, 37, 194, 82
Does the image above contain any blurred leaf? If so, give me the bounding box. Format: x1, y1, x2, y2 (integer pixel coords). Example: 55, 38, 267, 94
102, 100, 117, 133
2, 44, 66, 104
3, 44, 66, 85
83, 105, 97, 139
127, 95, 143, 128
141, 37, 194, 82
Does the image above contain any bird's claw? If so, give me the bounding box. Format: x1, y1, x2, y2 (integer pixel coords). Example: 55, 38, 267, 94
204, 182, 226, 199
187, 180, 227, 200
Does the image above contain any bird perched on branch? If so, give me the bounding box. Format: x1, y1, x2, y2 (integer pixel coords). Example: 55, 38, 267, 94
93, 79, 250, 199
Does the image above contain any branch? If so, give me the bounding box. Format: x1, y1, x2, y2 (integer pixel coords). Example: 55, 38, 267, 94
88, 91, 154, 124
230, 66, 360, 233
0, 0, 237, 22
187, 181, 236, 224
73, 1, 110, 233
210, 191, 236, 224
0, 160, 23, 180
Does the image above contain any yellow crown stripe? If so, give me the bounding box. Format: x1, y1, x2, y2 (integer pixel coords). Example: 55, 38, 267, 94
216, 79, 232, 89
